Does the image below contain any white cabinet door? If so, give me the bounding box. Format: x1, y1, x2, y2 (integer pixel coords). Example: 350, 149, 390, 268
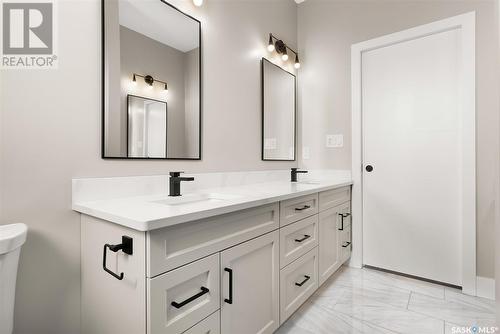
220, 231, 279, 334
318, 207, 342, 285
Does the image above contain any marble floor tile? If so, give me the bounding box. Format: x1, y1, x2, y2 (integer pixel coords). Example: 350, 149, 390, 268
277, 301, 398, 334
333, 290, 444, 334
408, 291, 496, 327
279, 266, 497, 334
444, 288, 496, 312
358, 268, 446, 299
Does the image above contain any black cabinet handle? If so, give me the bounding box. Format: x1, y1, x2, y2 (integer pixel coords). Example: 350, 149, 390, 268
295, 275, 311, 287
366, 165, 374, 172
295, 205, 311, 211
102, 236, 133, 280
338, 213, 351, 231
342, 242, 352, 248
294, 234, 311, 243
224, 268, 233, 304
171, 287, 209, 309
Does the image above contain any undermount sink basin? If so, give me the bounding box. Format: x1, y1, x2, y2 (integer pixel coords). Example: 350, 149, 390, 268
152, 193, 242, 206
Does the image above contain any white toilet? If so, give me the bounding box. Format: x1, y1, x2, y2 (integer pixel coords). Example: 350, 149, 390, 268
0, 224, 27, 334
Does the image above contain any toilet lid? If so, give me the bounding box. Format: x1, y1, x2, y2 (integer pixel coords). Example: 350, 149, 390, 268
0, 223, 27, 255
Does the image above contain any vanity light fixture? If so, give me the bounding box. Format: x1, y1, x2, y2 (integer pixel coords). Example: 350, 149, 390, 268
132, 73, 168, 91
193, 0, 203, 6
132, 74, 137, 85
267, 33, 300, 69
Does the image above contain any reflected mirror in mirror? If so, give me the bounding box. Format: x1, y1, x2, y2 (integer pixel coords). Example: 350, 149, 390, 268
128, 95, 167, 158
102, 0, 201, 159
261, 58, 296, 161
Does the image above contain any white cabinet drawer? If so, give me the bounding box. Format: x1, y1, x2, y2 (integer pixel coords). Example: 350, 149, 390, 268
280, 194, 318, 226
279, 215, 318, 268
279, 247, 319, 324
147, 203, 279, 277
182, 311, 220, 334
148, 254, 220, 334
340, 228, 352, 263
319, 187, 350, 212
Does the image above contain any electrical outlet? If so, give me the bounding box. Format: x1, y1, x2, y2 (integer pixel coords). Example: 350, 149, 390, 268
326, 134, 343, 148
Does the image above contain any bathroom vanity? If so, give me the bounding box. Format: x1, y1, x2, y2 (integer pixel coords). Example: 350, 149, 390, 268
73, 171, 352, 334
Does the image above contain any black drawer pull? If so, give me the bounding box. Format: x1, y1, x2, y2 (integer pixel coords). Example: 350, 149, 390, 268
295, 205, 311, 211
224, 268, 233, 304
295, 275, 311, 287
294, 234, 311, 243
342, 242, 352, 248
171, 287, 209, 309
102, 236, 133, 281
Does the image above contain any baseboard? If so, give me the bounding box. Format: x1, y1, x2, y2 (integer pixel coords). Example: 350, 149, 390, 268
476, 276, 495, 300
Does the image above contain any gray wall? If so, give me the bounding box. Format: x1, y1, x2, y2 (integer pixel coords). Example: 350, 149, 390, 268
0, 0, 297, 333
120, 25, 187, 157
184, 47, 200, 158
298, 0, 499, 279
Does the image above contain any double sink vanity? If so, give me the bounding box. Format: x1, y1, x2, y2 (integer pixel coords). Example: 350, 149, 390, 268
72, 170, 352, 334
91, 2, 352, 331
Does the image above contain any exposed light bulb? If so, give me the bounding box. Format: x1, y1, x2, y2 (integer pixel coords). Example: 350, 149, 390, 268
193, 0, 203, 6
281, 53, 288, 61
294, 55, 300, 69
267, 34, 275, 52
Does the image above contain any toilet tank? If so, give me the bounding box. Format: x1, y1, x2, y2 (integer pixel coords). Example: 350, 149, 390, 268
0, 224, 27, 334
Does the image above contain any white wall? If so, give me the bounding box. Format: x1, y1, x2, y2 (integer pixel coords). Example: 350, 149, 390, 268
0, 0, 297, 333
298, 0, 499, 279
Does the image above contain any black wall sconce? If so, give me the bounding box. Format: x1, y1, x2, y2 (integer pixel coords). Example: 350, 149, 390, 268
132, 73, 168, 91
267, 33, 300, 69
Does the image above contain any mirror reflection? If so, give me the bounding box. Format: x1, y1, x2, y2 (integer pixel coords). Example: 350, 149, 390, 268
261, 58, 296, 161
103, 0, 201, 159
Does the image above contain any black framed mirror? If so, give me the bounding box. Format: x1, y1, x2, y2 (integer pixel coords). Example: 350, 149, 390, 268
261, 58, 296, 161
102, 0, 201, 159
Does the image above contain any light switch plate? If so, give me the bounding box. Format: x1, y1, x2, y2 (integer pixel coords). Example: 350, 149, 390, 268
326, 134, 343, 148
264, 138, 277, 150
302, 146, 310, 160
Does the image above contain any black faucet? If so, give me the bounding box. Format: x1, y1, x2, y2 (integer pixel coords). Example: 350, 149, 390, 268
169, 172, 195, 196
291, 168, 308, 182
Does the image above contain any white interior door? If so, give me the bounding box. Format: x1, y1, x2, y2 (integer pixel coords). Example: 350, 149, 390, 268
362, 29, 463, 286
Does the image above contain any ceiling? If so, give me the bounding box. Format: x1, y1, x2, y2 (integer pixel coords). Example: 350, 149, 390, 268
119, 0, 199, 53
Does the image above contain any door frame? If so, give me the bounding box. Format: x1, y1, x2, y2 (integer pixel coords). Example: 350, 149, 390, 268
350, 12, 476, 295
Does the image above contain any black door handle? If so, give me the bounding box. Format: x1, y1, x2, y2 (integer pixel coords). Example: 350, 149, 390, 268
338, 213, 344, 231
295, 275, 311, 287
102, 236, 133, 280
365, 165, 374, 172
294, 234, 311, 243
171, 287, 210, 309
224, 268, 233, 304
295, 205, 311, 211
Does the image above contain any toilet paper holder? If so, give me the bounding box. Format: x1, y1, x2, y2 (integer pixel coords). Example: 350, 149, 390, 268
102, 236, 133, 280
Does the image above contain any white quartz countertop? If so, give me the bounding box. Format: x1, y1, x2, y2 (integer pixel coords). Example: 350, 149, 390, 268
72, 176, 352, 231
